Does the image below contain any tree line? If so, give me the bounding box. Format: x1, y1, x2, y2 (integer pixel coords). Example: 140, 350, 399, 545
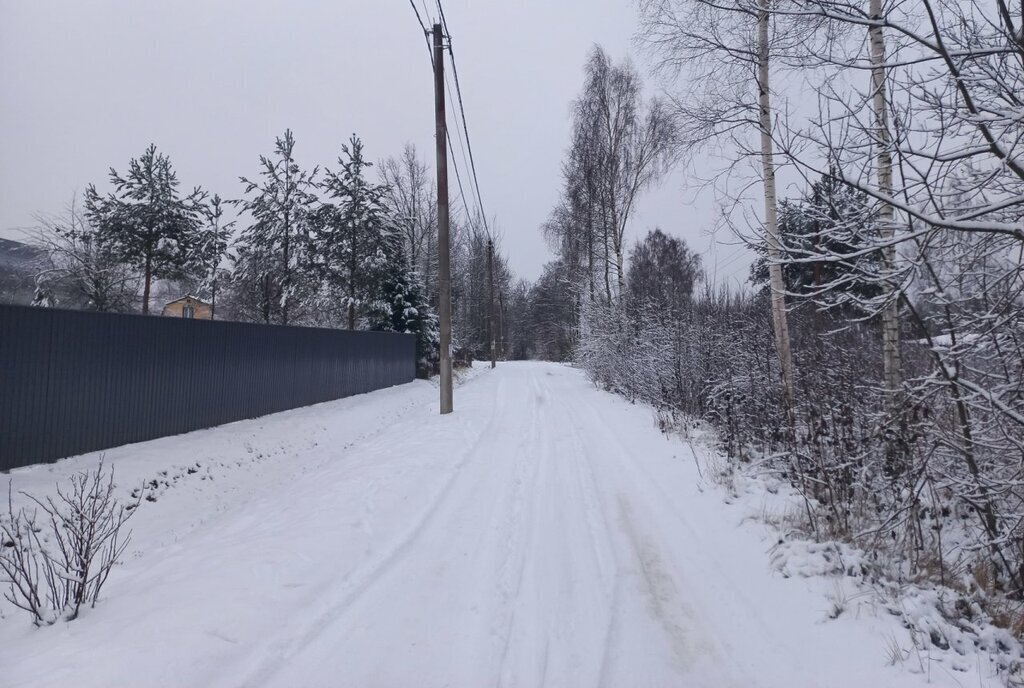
29, 132, 532, 375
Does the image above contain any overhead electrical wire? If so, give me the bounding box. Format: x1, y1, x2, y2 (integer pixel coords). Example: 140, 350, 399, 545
407, 0, 428, 36
445, 69, 477, 222
436, 0, 491, 237
406, 0, 476, 230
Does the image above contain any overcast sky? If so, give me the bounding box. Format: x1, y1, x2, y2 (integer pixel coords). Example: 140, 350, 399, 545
0, 0, 751, 285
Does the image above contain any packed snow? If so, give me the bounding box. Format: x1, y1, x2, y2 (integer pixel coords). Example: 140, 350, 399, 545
0, 362, 1003, 686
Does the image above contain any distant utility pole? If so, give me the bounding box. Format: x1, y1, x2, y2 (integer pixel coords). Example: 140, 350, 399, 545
487, 238, 496, 369
433, 23, 453, 414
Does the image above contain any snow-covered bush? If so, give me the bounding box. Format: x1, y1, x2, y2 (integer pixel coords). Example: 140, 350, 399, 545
578, 281, 1024, 642
0, 461, 137, 625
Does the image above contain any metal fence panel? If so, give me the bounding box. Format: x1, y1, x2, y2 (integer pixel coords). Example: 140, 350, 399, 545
0, 304, 416, 470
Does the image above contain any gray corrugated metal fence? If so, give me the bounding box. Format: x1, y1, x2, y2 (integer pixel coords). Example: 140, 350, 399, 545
0, 304, 416, 470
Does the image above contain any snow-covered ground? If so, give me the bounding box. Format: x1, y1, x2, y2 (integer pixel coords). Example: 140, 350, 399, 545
0, 361, 998, 686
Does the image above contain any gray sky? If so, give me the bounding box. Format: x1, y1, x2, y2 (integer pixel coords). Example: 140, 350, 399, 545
0, 0, 749, 286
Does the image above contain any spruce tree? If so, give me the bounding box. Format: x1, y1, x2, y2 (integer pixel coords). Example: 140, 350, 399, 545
750, 172, 882, 310
84, 144, 205, 314
368, 235, 439, 377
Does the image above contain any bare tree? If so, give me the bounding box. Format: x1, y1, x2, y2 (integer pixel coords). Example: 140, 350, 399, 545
636, 0, 811, 413
450, 215, 513, 357
380, 143, 438, 299
626, 228, 702, 315
29, 198, 139, 312
758, 0, 1024, 597
571, 46, 679, 303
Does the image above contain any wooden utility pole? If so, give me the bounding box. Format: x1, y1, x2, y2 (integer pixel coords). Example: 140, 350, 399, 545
433, 23, 453, 414
487, 239, 496, 368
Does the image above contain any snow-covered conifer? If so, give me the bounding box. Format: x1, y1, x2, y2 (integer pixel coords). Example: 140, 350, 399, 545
232, 129, 319, 325
312, 135, 391, 329
84, 145, 205, 314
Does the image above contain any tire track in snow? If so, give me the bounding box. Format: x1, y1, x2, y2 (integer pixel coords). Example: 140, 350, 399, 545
557, 382, 733, 684
493, 367, 626, 688
221, 375, 509, 688
547, 372, 622, 688
578, 392, 792, 673
561, 383, 764, 687
493, 371, 546, 687
266, 369, 551, 687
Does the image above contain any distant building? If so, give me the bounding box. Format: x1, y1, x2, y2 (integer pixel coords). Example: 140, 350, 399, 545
161, 295, 212, 320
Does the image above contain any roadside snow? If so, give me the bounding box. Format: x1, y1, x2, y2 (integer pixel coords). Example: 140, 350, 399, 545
689, 432, 1023, 686
0, 362, 998, 686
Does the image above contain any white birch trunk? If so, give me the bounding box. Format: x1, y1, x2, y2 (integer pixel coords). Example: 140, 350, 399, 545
869, 0, 903, 409
757, 0, 796, 416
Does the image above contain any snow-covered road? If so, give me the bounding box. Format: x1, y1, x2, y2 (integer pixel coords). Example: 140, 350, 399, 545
3, 362, 967, 686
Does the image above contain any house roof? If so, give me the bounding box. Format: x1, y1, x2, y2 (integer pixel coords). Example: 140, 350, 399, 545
164, 294, 211, 307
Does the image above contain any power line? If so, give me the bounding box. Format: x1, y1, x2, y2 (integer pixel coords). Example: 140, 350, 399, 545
408, 0, 433, 60
436, 0, 490, 237
406, 0, 477, 232
445, 69, 477, 222
408, 0, 427, 33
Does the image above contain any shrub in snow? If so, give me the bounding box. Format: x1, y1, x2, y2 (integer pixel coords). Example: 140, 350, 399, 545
0, 460, 137, 625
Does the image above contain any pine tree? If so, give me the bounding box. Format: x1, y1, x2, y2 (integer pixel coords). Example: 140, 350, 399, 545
313, 135, 391, 329
84, 144, 205, 314
225, 242, 278, 324
193, 194, 233, 319
233, 129, 318, 325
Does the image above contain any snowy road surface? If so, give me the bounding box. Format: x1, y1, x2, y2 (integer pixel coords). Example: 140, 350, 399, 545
3, 362, 970, 686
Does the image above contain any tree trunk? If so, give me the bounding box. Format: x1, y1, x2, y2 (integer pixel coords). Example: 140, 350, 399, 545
498, 290, 505, 358
281, 209, 291, 325
262, 273, 272, 324
615, 243, 625, 301
602, 204, 612, 304
142, 251, 152, 315
349, 222, 357, 330
587, 208, 595, 302
426, 230, 434, 308
870, 0, 903, 411
487, 239, 496, 368
757, 0, 796, 416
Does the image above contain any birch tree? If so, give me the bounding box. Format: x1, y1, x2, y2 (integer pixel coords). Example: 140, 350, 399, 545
762, 0, 1024, 594
867, 0, 902, 411
637, 0, 808, 413
568, 46, 678, 304
380, 143, 438, 299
